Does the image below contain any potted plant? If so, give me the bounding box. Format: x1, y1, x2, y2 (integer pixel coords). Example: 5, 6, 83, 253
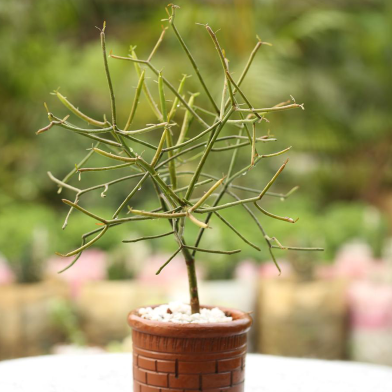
38, 5, 322, 390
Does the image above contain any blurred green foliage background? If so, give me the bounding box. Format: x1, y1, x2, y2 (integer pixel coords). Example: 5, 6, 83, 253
1, 0, 391, 282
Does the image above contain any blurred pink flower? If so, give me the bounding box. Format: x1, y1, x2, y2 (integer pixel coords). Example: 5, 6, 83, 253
348, 281, 392, 329
334, 242, 374, 279
0, 256, 15, 285
46, 249, 107, 297
315, 264, 337, 280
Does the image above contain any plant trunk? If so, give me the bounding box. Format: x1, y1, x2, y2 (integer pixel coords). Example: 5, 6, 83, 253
182, 246, 200, 313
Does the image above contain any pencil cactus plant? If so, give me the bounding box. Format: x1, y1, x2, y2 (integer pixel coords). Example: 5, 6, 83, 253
38, 5, 322, 314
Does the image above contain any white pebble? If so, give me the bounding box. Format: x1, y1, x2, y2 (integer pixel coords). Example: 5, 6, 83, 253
138, 302, 233, 324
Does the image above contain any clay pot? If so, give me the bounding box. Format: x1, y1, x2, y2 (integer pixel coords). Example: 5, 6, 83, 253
129, 305, 252, 392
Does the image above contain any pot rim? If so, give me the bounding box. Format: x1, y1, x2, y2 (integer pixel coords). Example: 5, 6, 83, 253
128, 304, 252, 338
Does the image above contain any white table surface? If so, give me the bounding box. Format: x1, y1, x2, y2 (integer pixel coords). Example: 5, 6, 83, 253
0, 353, 392, 392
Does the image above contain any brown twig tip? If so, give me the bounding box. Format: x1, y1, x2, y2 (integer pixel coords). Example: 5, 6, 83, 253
55, 252, 66, 257
36, 123, 53, 135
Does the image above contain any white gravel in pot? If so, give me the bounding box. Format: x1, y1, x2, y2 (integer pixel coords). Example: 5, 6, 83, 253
138, 302, 233, 323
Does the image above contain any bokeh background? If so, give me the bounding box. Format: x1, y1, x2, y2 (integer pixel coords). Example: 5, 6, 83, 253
1, 0, 392, 364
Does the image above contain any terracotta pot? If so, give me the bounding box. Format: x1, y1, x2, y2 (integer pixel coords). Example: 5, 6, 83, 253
129, 305, 252, 392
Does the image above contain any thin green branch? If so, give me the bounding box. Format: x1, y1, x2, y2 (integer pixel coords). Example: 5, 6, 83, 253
213, 211, 261, 251
136, 157, 184, 206
236, 103, 304, 114
168, 5, 220, 114
78, 163, 134, 172
128, 208, 186, 219
193, 105, 216, 118
156, 247, 182, 275
251, 122, 257, 166
43, 114, 122, 147
266, 235, 323, 252
229, 184, 299, 199
74, 131, 122, 147
130, 49, 163, 121
254, 202, 298, 223
177, 93, 198, 147
62, 199, 107, 223
117, 122, 169, 136
47, 172, 81, 193
161, 120, 220, 153
54, 91, 106, 127
56, 225, 109, 257
113, 173, 149, 218
100, 23, 117, 126
174, 179, 213, 194
79, 173, 144, 195
123, 231, 174, 243
151, 128, 168, 166
223, 38, 266, 111
183, 245, 241, 255
147, 26, 168, 62
110, 53, 209, 128
227, 191, 281, 274
59, 143, 100, 192
188, 177, 224, 213
93, 147, 137, 163
228, 147, 291, 183
62, 194, 79, 229
158, 72, 168, 121
124, 70, 145, 131
158, 72, 177, 189
122, 134, 158, 150
271, 245, 324, 251
205, 25, 262, 119
194, 160, 288, 214
51, 120, 113, 134
185, 107, 234, 200
168, 74, 189, 121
